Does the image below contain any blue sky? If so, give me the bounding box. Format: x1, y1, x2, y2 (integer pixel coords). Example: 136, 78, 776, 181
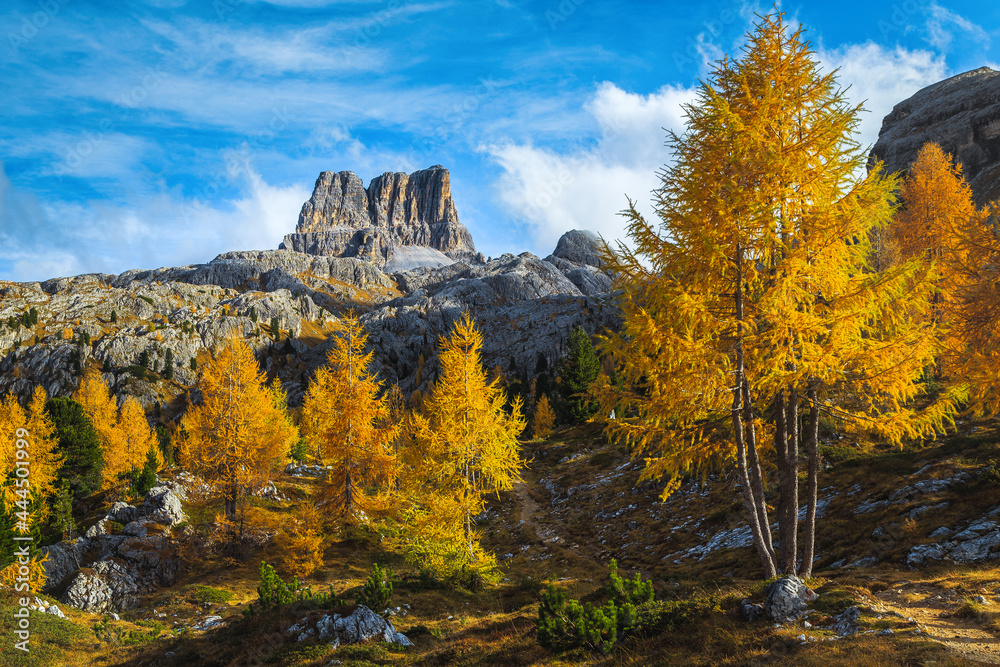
1, 0, 998, 281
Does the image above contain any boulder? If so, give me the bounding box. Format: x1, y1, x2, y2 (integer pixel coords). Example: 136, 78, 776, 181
106, 502, 139, 524
39, 538, 90, 591
763, 576, 818, 623
308, 605, 413, 648
828, 606, 861, 636
42, 479, 190, 612
62, 560, 141, 613
741, 598, 765, 622
141, 484, 187, 526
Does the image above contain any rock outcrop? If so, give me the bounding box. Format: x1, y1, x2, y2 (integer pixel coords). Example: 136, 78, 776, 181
285, 606, 413, 648
907, 507, 1000, 567
280, 166, 480, 268
1, 189, 612, 412
544, 229, 613, 296
41, 479, 189, 613
870, 67, 1000, 204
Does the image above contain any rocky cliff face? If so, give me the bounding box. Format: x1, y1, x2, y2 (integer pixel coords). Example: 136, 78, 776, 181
870, 66, 1000, 204
280, 166, 481, 268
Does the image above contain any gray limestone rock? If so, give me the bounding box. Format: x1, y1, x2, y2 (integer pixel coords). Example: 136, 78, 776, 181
741, 598, 765, 622
548, 229, 605, 268
829, 606, 861, 636
316, 605, 413, 648
42, 479, 190, 612
280, 166, 479, 267
870, 67, 1000, 204
764, 576, 818, 623
62, 560, 141, 613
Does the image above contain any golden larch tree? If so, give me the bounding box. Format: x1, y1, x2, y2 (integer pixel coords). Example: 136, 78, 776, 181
301, 314, 399, 521
893, 142, 980, 354
275, 502, 324, 578
118, 397, 160, 475
406, 314, 526, 580
532, 394, 555, 440
74, 366, 122, 487
894, 143, 977, 277
597, 11, 946, 578
0, 387, 62, 516
179, 334, 297, 521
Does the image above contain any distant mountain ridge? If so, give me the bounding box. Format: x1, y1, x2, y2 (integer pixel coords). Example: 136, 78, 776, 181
0, 162, 614, 412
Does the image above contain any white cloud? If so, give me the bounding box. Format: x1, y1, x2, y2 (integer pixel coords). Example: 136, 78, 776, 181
487, 41, 952, 255
486, 82, 695, 253
924, 3, 990, 53
0, 160, 309, 282
817, 42, 949, 149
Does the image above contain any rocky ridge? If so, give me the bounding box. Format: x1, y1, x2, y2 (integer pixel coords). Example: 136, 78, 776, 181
870, 66, 1000, 204
0, 228, 613, 410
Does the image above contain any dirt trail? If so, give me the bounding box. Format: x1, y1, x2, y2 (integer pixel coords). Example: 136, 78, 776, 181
511, 476, 604, 565
873, 585, 1000, 665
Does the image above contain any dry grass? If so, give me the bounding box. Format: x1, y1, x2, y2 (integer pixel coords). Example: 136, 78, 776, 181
15, 419, 1000, 665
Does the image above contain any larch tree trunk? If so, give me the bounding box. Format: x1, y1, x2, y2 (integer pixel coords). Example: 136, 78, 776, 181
733, 247, 778, 577
744, 377, 775, 559
799, 384, 821, 577
783, 385, 799, 574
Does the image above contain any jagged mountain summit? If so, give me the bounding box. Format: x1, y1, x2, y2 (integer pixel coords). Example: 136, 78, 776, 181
870, 66, 1000, 204
0, 158, 613, 411
279, 165, 482, 270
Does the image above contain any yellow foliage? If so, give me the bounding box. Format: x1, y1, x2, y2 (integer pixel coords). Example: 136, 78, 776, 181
595, 12, 949, 577
889, 142, 1000, 418
0, 387, 61, 517
598, 12, 946, 496
74, 366, 119, 486
301, 314, 398, 522
61, 328, 72, 341
118, 397, 159, 473
403, 314, 525, 577
0, 552, 49, 593
408, 389, 424, 414
275, 502, 324, 578
533, 394, 555, 439
179, 334, 297, 520
76, 367, 157, 487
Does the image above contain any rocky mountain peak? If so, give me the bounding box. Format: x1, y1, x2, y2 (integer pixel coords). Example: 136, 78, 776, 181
869, 66, 1000, 204
279, 165, 480, 268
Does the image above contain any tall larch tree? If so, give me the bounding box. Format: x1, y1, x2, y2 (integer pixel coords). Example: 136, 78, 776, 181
301, 314, 399, 522
179, 334, 297, 522
893, 143, 978, 335
0, 387, 62, 518
74, 366, 122, 488
597, 11, 946, 579
118, 397, 160, 478
406, 314, 526, 580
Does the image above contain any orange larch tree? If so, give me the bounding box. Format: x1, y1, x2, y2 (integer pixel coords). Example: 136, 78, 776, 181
301, 314, 399, 522
597, 11, 947, 578
74, 366, 122, 488
400, 314, 526, 582
179, 334, 297, 522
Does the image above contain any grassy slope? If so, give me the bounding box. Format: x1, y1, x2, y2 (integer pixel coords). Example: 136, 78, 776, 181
9, 421, 1000, 666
